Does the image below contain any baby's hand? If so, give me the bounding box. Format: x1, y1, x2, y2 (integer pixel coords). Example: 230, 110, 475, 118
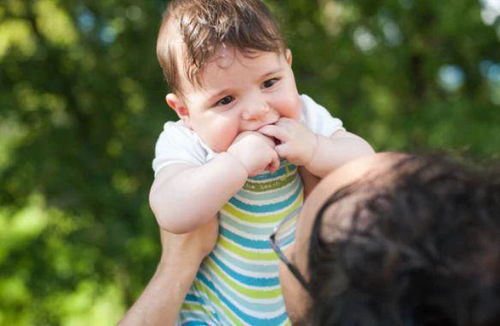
227, 131, 280, 176
259, 118, 318, 166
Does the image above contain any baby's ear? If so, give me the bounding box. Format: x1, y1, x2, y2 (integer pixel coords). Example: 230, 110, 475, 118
285, 49, 293, 66
166, 93, 191, 127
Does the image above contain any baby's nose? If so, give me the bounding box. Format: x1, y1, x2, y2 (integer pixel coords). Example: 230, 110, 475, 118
242, 104, 270, 121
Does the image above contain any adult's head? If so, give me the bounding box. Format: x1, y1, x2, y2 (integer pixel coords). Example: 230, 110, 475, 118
279, 153, 500, 325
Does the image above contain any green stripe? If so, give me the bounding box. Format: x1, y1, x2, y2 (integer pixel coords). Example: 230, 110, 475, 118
243, 173, 296, 192
205, 258, 282, 299
221, 194, 303, 224
181, 303, 207, 314
218, 237, 278, 261
194, 279, 243, 325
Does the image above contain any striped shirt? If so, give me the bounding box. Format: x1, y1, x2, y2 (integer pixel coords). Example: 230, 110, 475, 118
177, 161, 302, 325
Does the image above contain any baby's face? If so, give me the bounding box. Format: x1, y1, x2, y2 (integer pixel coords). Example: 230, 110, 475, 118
172, 48, 302, 152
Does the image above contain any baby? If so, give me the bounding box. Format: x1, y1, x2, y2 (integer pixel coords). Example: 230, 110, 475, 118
151, 0, 374, 324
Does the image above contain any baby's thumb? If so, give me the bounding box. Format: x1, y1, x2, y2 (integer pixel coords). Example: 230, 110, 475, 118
269, 150, 280, 172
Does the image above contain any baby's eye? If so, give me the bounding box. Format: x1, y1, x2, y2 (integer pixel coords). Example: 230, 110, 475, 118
215, 96, 234, 106
262, 78, 279, 89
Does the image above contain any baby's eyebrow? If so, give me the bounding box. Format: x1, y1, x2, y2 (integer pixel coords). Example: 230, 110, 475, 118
261, 68, 283, 78
205, 88, 232, 104
202, 67, 285, 105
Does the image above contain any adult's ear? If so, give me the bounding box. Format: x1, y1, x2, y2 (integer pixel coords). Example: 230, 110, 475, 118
166, 93, 191, 127
285, 49, 293, 66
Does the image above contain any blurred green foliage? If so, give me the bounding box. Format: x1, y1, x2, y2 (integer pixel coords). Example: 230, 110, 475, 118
0, 0, 499, 324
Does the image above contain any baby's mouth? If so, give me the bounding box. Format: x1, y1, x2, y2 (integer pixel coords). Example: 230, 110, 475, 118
273, 137, 281, 146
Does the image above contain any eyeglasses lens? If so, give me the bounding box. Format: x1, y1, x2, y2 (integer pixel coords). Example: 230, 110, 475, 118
275, 214, 297, 250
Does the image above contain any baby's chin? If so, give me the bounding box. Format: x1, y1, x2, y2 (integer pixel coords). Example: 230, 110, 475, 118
209, 142, 232, 153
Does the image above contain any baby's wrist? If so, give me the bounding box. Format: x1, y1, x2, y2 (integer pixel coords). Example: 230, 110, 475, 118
304, 133, 320, 170
221, 151, 249, 178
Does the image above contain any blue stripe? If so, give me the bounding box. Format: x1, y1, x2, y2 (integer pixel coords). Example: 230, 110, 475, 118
182, 321, 209, 326
185, 294, 204, 304
228, 184, 302, 213
220, 214, 277, 236
220, 226, 271, 249
200, 266, 285, 313
179, 305, 212, 325
280, 231, 295, 248
182, 294, 225, 325
220, 205, 301, 238
197, 272, 288, 325
213, 247, 277, 273
209, 253, 280, 287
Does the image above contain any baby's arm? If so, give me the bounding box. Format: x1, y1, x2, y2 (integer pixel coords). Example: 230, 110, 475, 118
150, 131, 279, 233
299, 167, 320, 199
259, 118, 374, 178
150, 155, 247, 234
305, 129, 374, 177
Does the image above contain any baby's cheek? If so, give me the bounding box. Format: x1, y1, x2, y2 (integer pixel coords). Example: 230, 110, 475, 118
212, 135, 236, 153
281, 97, 302, 120
215, 126, 240, 152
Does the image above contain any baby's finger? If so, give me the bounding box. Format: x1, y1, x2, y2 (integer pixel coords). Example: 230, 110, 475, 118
259, 125, 289, 142
275, 117, 294, 127
260, 134, 277, 148
266, 152, 280, 173
274, 143, 290, 159
268, 150, 280, 173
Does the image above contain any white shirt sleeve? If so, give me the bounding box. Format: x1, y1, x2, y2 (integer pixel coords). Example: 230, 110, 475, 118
152, 121, 209, 176
300, 94, 345, 136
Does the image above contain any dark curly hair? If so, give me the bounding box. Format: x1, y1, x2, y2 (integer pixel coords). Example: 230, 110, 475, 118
306, 154, 500, 326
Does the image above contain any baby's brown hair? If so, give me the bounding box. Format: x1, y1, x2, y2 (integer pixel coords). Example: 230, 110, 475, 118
156, 0, 286, 96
